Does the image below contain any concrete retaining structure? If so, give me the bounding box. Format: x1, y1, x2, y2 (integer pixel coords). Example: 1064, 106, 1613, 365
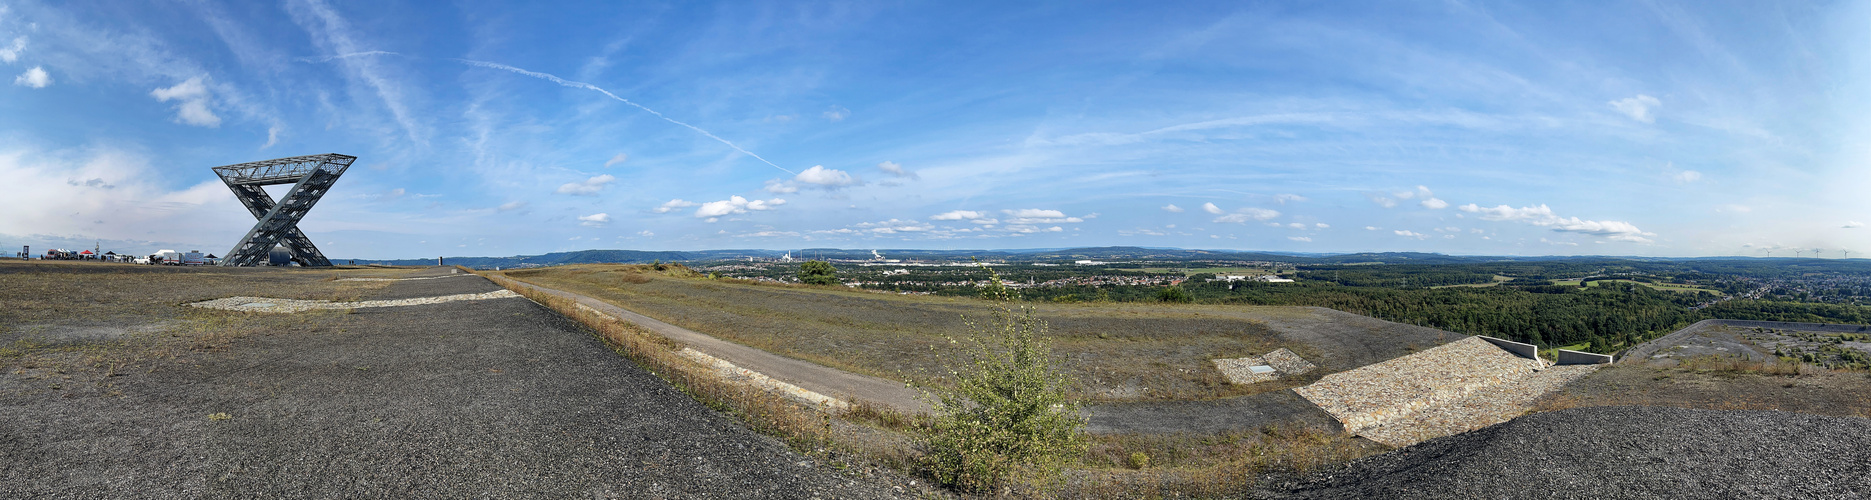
1556, 349, 1614, 365
1478, 336, 1540, 361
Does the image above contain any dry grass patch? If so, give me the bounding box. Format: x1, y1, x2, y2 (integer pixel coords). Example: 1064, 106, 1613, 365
0, 261, 412, 394
1061, 425, 1379, 497
498, 264, 1303, 401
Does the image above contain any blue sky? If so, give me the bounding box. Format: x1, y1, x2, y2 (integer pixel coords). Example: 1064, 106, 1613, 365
3, 1, 1869, 259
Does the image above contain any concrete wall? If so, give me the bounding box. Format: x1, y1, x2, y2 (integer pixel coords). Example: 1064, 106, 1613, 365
1478, 336, 1539, 360
1556, 349, 1614, 365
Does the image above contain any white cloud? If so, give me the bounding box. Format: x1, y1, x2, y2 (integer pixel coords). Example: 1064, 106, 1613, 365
497, 201, 526, 211
1287, 223, 1305, 229
1288, 236, 1312, 242
877, 161, 917, 179
1610, 95, 1662, 123
653, 199, 697, 213
150, 76, 221, 127
1000, 208, 1083, 224
604, 153, 628, 167
1365, 193, 1397, 208
577, 213, 610, 227
1161, 204, 1185, 213
1458, 203, 1656, 242
794, 165, 858, 187
932, 210, 988, 221
1274, 193, 1307, 205
1420, 197, 1448, 209
763, 179, 800, 193
0, 36, 24, 63
637, 230, 654, 237
856, 219, 935, 234
1542, 238, 1580, 247
1202, 202, 1224, 214
1674, 170, 1702, 183
1846, 221, 1864, 229
1365, 226, 1379, 230
13, 66, 50, 88
694, 196, 785, 219
556, 174, 616, 195
1395, 230, 1430, 240
1213, 208, 1280, 224
823, 105, 850, 121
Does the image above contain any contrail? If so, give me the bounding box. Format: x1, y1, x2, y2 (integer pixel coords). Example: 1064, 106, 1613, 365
453, 59, 794, 175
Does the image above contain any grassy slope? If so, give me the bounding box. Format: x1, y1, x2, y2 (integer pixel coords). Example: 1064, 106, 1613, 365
505, 265, 1323, 401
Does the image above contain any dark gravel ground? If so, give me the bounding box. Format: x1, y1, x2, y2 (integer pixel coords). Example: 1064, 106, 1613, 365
1086, 388, 1342, 434
1254, 405, 1871, 499
0, 267, 912, 498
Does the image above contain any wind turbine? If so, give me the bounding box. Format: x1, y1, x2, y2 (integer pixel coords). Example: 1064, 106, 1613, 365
1795, 249, 1804, 259
1844, 249, 1853, 260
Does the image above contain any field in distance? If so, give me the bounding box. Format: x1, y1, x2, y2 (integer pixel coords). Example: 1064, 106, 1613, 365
498, 264, 1455, 401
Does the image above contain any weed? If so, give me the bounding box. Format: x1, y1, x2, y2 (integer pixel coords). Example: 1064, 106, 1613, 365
916, 271, 1085, 493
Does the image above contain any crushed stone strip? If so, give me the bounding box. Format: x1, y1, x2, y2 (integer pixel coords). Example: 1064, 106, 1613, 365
1214, 348, 1317, 384
1293, 337, 1541, 434
336, 274, 475, 282
186, 289, 520, 313
1355, 364, 1601, 447
677, 348, 851, 411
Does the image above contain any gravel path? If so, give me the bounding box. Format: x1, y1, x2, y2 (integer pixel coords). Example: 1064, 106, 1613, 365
0, 267, 910, 498
1259, 406, 1871, 499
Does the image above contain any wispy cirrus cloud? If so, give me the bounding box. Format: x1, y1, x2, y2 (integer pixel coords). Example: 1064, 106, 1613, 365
555, 174, 615, 196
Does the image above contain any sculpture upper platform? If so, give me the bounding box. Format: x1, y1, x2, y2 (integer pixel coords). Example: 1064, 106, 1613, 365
211, 153, 356, 186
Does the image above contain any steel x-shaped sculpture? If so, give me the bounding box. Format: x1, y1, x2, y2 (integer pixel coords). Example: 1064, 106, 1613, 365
211, 154, 355, 267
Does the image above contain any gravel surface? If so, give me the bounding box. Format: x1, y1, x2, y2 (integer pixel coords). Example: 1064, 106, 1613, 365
0, 267, 910, 499
1258, 405, 1871, 499
1086, 389, 1343, 434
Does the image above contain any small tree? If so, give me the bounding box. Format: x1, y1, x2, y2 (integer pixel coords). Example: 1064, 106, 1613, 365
1156, 285, 1192, 303
917, 271, 1085, 492
798, 260, 839, 285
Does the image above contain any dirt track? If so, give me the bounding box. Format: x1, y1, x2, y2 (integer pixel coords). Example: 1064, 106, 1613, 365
0, 265, 909, 498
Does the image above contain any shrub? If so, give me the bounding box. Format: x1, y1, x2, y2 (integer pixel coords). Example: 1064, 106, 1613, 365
1126, 451, 1150, 470
1156, 286, 1192, 303
917, 271, 1086, 492
798, 260, 840, 286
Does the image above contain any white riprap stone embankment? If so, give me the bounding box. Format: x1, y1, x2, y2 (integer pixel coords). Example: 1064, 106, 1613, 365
187, 289, 520, 313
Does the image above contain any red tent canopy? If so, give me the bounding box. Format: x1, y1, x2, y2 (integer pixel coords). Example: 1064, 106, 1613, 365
79, 250, 94, 255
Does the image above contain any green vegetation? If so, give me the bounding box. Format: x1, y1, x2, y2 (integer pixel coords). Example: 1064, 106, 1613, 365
1155, 286, 1192, 303
797, 260, 839, 285
918, 274, 1085, 492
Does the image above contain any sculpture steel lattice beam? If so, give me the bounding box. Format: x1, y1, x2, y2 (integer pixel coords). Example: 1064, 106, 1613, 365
212, 153, 355, 267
